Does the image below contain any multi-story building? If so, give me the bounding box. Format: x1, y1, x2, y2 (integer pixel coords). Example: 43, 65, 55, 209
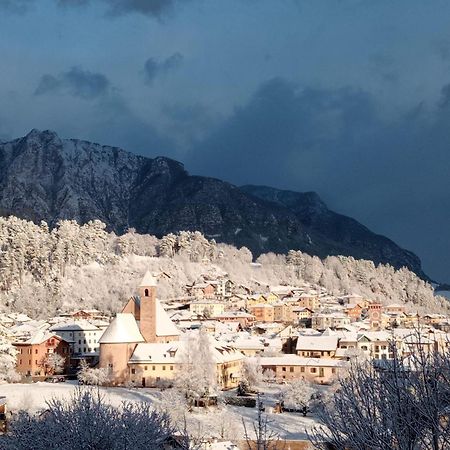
189, 301, 225, 317
50, 320, 105, 363
14, 330, 70, 379
259, 355, 346, 384
248, 304, 275, 323
312, 313, 351, 330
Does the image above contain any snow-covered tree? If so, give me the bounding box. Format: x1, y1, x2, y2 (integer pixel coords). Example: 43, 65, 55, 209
241, 358, 263, 392
175, 330, 217, 405
77, 359, 111, 386
309, 337, 450, 450
42, 352, 65, 375
5, 388, 174, 450
0, 335, 20, 383
280, 380, 314, 414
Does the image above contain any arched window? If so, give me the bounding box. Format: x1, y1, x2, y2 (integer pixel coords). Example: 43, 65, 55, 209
145, 289, 149, 296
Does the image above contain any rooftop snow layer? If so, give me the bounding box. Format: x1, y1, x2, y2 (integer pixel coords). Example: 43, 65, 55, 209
99, 313, 145, 344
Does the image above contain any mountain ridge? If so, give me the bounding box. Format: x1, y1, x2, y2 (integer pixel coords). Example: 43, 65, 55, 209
0, 129, 426, 279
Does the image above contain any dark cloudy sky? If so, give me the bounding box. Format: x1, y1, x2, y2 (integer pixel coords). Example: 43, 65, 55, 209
1, 0, 450, 281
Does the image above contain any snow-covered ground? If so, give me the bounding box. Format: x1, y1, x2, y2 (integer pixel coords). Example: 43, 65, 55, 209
0, 381, 318, 442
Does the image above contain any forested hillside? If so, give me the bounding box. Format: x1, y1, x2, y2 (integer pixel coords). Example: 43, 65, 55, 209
0, 216, 447, 318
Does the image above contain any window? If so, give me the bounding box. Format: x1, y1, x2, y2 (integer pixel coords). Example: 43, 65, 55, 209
131, 369, 136, 375
310, 368, 317, 373
144, 366, 148, 371
152, 366, 155, 371
282, 367, 286, 372
163, 366, 166, 371
78, 340, 81, 345
332, 368, 336, 374
145, 289, 149, 296
35, 349, 38, 354
300, 367, 305, 373
19, 359, 22, 365
289, 367, 294, 373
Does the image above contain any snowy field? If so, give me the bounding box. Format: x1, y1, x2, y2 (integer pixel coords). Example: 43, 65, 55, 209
0, 381, 317, 442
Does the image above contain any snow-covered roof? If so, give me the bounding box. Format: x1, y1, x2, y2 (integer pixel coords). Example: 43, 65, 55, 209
50, 320, 100, 332
233, 338, 265, 350
99, 313, 145, 344
296, 335, 339, 352
129, 336, 245, 365
139, 270, 157, 288
19, 330, 62, 345
258, 355, 347, 368
155, 300, 181, 337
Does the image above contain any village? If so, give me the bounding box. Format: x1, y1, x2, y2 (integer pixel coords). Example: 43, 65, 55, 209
0, 268, 449, 448
2, 268, 449, 387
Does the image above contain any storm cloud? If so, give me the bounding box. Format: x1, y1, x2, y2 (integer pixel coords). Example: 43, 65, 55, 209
2, 0, 450, 280
0, 0, 33, 13
187, 77, 450, 281
1, 0, 189, 18
144, 53, 183, 85
35, 67, 111, 100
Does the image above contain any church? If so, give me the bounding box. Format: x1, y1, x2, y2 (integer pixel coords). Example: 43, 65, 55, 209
99, 271, 244, 388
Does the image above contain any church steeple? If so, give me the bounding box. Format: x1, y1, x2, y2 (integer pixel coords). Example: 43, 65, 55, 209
139, 271, 158, 343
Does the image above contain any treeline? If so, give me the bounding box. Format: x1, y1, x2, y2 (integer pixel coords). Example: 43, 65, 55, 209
0, 216, 447, 318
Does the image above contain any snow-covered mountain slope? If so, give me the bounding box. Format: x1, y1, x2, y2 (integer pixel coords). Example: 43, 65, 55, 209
0, 129, 425, 278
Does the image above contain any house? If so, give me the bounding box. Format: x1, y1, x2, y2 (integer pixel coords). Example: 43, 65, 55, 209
189, 301, 225, 317
291, 307, 313, 323
248, 304, 275, 323
385, 303, 406, 315
258, 355, 346, 384
188, 283, 216, 299
294, 294, 320, 311
69, 310, 106, 320
128, 338, 244, 389
296, 334, 339, 358
246, 293, 279, 307
213, 312, 255, 329
345, 304, 363, 322
312, 313, 351, 330
14, 331, 70, 380
208, 279, 235, 299
50, 320, 105, 364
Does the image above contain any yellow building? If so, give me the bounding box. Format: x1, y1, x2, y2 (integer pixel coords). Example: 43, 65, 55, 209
128, 340, 244, 389
189, 301, 225, 317
259, 355, 346, 384
246, 292, 280, 307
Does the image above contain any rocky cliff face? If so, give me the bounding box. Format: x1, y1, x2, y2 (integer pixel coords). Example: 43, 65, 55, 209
0, 129, 425, 277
